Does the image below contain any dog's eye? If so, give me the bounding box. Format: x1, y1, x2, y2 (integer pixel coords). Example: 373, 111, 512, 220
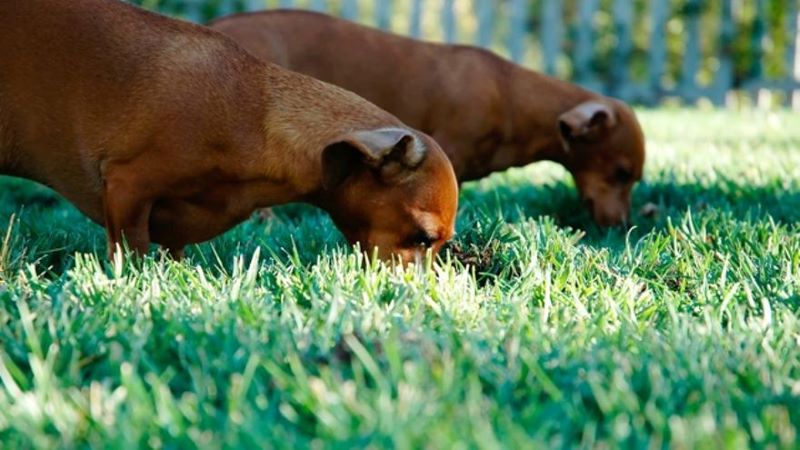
406, 231, 437, 248
614, 167, 634, 184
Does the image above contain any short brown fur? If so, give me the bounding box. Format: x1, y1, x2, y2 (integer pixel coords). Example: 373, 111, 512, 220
0, 0, 458, 262
211, 10, 646, 226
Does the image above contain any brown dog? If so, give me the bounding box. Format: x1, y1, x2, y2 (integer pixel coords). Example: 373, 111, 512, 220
0, 0, 458, 263
211, 10, 646, 226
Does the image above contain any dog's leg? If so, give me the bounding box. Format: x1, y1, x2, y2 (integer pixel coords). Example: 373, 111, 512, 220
167, 246, 185, 260
102, 172, 154, 259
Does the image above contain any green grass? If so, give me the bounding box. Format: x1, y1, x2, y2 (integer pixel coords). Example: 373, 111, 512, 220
0, 109, 799, 449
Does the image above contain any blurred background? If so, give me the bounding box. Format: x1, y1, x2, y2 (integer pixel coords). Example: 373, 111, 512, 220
131, 0, 799, 108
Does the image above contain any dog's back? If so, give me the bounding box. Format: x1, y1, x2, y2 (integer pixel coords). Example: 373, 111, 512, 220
210, 10, 514, 167
0, 1, 460, 260
211, 9, 645, 227
211, 11, 503, 132
0, 0, 263, 217
211, 10, 428, 85
0, 0, 256, 154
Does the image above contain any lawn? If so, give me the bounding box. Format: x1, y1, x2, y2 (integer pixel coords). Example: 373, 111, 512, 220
0, 109, 799, 449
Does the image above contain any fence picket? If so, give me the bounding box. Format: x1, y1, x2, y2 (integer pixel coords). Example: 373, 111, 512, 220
508, 0, 526, 63
341, 0, 358, 20
376, 0, 392, 30
540, 0, 562, 76
409, 0, 423, 38
679, 0, 702, 102
308, 0, 326, 12
610, 0, 633, 100
648, 0, 668, 103
712, 0, 735, 105
442, 0, 456, 43
751, 0, 767, 81
243, 0, 264, 12
574, 0, 599, 90
184, 0, 203, 22
785, 0, 799, 105
475, 0, 493, 47
216, 0, 235, 15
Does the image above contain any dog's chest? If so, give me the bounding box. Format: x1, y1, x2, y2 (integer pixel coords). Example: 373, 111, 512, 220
149, 179, 259, 246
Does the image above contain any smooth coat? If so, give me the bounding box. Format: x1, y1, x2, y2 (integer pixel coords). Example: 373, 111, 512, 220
211, 10, 646, 226
0, 0, 458, 261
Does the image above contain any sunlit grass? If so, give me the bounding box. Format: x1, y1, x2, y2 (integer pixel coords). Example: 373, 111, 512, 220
0, 109, 799, 448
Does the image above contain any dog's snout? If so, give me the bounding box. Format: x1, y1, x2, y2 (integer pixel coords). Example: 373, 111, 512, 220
594, 206, 630, 228
577, 183, 632, 227
581, 194, 631, 227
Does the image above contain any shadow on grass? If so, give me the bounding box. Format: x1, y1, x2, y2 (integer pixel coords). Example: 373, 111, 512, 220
461, 176, 800, 244
1, 174, 798, 275
446, 176, 800, 284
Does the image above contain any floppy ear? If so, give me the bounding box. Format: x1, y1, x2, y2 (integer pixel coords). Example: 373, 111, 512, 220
558, 101, 617, 148
321, 128, 426, 189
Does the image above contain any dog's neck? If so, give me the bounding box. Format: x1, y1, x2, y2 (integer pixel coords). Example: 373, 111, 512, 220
499, 65, 598, 169
246, 65, 401, 207
209, 67, 325, 210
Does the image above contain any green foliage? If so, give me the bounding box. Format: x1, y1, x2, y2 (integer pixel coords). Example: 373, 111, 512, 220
0, 109, 799, 448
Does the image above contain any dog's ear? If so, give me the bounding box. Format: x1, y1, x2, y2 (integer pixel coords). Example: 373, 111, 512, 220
322, 128, 426, 189
558, 101, 617, 148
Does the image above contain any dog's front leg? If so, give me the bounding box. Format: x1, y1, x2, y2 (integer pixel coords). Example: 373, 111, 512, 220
102, 172, 154, 259
166, 247, 185, 260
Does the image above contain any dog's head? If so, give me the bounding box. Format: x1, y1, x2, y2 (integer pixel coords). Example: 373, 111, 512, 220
557, 100, 645, 227
320, 127, 458, 264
